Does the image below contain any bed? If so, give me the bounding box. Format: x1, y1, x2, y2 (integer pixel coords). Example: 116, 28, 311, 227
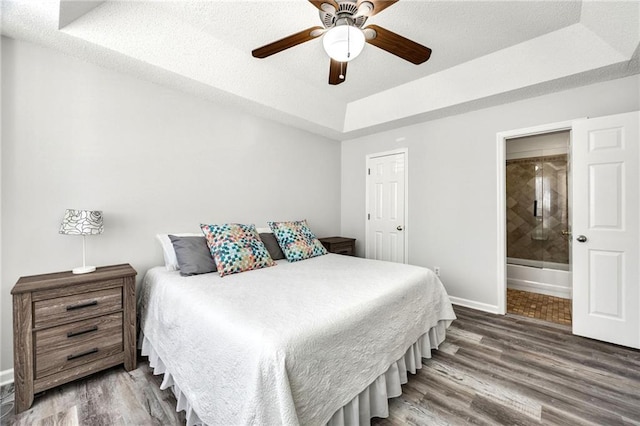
138, 253, 456, 425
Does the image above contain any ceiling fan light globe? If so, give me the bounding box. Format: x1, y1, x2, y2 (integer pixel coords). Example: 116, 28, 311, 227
323, 25, 365, 62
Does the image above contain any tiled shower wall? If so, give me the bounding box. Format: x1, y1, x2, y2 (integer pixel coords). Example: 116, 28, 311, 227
506, 155, 569, 265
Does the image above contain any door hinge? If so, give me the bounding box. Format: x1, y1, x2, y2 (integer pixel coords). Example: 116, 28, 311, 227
367, 213, 370, 220
368, 168, 370, 175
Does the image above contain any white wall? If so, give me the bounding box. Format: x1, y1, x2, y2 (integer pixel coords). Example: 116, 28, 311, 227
0, 37, 341, 373
506, 131, 569, 160
341, 74, 640, 312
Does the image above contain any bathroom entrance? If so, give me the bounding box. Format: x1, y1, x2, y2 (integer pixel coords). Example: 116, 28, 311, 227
505, 130, 572, 325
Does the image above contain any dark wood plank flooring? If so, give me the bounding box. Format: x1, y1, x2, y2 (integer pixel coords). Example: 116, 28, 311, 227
1, 361, 186, 426
2, 306, 639, 425
372, 306, 640, 425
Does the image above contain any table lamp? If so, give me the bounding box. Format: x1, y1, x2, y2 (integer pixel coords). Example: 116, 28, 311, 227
59, 209, 104, 274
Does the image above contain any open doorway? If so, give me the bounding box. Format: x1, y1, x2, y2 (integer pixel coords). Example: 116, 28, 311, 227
496, 121, 573, 324
504, 130, 571, 325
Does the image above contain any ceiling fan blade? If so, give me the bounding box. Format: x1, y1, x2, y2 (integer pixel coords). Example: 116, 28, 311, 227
329, 59, 347, 85
358, 0, 398, 17
252, 26, 324, 59
365, 24, 431, 64
308, 0, 339, 12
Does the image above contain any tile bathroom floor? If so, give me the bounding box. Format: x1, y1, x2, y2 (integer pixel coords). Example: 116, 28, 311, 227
507, 288, 572, 325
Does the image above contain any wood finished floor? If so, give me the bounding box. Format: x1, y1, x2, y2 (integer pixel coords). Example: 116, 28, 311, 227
2, 306, 639, 425
1, 361, 186, 426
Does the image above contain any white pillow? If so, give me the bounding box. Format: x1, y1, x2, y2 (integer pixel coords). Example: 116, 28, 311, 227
156, 233, 203, 271
256, 227, 272, 234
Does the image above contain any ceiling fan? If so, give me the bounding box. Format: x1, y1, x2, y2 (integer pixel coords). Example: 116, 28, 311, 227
251, 0, 432, 85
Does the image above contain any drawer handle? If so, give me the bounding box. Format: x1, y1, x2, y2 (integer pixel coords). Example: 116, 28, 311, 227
66, 300, 98, 311
67, 326, 98, 338
67, 348, 99, 361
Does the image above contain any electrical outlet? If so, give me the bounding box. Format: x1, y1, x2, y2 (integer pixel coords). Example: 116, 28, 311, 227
434, 266, 440, 276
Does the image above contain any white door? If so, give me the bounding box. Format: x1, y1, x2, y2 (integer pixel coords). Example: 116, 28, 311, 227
572, 111, 639, 349
366, 151, 407, 263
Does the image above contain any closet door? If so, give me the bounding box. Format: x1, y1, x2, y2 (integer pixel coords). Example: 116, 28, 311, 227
366, 151, 407, 263
572, 111, 639, 349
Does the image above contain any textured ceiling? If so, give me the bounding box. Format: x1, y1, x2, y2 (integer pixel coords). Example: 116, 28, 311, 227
2, 0, 639, 140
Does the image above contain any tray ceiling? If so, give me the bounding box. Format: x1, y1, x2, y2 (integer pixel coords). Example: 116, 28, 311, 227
2, 1, 639, 140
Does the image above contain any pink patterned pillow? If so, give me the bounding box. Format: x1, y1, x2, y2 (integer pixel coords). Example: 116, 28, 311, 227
200, 223, 275, 277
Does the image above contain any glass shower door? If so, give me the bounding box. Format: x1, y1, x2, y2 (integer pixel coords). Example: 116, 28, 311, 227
506, 157, 545, 267
541, 156, 569, 270
506, 155, 569, 270
531, 160, 548, 248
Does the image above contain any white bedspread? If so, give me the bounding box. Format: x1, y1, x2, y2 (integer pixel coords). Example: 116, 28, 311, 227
139, 254, 456, 425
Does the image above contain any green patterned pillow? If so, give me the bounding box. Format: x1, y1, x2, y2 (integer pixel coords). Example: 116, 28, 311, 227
268, 220, 327, 262
200, 223, 275, 277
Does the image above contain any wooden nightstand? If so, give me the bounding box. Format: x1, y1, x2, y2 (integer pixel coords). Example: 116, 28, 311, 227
319, 237, 356, 256
11, 264, 137, 413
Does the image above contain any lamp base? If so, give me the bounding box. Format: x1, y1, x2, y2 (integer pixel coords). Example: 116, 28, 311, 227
72, 265, 96, 274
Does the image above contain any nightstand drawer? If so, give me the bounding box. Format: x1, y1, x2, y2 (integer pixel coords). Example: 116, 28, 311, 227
330, 242, 355, 256
35, 312, 123, 379
319, 237, 356, 256
33, 286, 122, 328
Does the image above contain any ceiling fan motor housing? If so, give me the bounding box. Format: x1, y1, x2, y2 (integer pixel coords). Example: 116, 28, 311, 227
320, 1, 369, 29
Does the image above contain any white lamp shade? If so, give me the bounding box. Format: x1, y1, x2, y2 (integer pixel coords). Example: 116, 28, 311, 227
322, 25, 365, 62
59, 209, 104, 235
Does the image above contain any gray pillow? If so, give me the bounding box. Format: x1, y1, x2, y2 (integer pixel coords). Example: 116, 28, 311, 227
259, 233, 285, 261
169, 235, 217, 276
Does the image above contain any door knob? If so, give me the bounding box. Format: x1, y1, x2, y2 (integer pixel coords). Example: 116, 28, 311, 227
397, 225, 404, 231
576, 235, 588, 243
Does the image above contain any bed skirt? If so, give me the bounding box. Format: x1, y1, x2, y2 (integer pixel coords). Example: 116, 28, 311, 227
140, 319, 450, 426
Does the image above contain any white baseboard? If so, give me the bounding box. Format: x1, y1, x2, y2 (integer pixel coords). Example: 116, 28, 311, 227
0, 368, 14, 387
449, 296, 500, 314
507, 278, 572, 299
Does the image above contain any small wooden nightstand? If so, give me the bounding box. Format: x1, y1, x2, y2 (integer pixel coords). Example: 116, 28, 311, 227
11, 264, 137, 413
319, 237, 356, 256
